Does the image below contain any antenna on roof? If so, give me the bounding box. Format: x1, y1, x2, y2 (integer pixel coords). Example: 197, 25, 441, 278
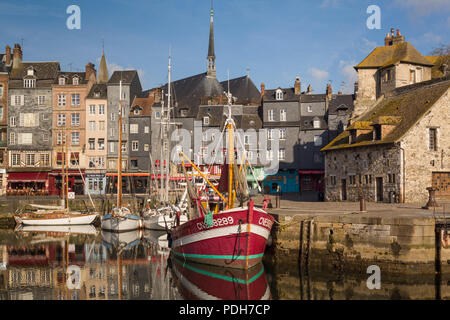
246, 68, 250, 78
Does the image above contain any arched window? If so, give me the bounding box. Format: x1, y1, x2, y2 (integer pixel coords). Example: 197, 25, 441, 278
275, 89, 283, 101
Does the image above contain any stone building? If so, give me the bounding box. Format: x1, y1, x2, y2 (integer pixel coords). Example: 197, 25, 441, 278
352, 29, 434, 120
7, 44, 60, 195
323, 30, 449, 204
322, 77, 450, 203
50, 64, 97, 195
0, 45, 12, 195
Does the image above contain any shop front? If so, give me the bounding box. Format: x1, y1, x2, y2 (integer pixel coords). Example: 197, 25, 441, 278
48, 170, 85, 196
299, 170, 324, 193
264, 169, 299, 194
7, 172, 49, 196
85, 173, 106, 195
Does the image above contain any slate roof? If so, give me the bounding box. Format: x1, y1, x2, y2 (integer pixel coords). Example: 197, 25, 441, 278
54, 71, 88, 85
9, 62, 60, 80
322, 78, 450, 151
219, 76, 261, 105
355, 42, 433, 69
108, 70, 138, 84
300, 94, 326, 103
145, 72, 226, 118
263, 87, 299, 102
87, 83, 108, 99
327, 94, 355, 114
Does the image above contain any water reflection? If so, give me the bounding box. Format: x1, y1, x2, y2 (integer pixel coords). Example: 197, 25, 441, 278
170, 256, 271, 300
0, 227, 183, 300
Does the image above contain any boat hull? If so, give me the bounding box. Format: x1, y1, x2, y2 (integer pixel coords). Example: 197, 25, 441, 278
101, 214, 142, 232
143, 214, 188, 231
170, 205, 274, 269
170, 256, 271, 300
15, 224, 98, 236
14, 213, 98, 226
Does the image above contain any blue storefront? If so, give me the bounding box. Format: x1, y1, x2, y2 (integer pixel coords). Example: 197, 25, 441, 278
264, 169, 299, 194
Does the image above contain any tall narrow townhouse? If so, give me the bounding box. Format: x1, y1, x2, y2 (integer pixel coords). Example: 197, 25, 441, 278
85, 83, 108, 195
49, 63, 96, 196
0, 45, 13, 195
7, 44, 60, 195
106, 70, 142, 194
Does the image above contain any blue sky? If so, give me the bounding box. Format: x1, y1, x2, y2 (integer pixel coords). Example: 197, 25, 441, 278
1, 0, 449, 93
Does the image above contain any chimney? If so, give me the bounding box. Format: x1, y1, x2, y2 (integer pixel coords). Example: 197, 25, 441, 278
338, 91, 343, 95
260, 83, 265, 98
12, 44, 22, 69
294, 77, 301, 95
85, 62, 96, 80
385, 28, 404, 46
5, 46, 11, 65
326, 83, 332, 99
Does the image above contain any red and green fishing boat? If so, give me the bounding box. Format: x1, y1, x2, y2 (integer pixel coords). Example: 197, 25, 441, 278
169, 91, 274, 270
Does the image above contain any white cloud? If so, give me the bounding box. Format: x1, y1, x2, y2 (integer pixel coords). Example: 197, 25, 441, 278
309, 67, 329, 80
338, 60, 358, 93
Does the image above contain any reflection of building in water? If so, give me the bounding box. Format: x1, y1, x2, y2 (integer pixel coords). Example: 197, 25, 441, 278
81, 244, 108, 300
0, 245, 8, 299
6, 244, 54, 300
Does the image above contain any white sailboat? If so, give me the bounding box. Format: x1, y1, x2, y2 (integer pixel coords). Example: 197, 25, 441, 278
14, 131, 98, 226
143, 54, 188, 231
101, 80, 143, 232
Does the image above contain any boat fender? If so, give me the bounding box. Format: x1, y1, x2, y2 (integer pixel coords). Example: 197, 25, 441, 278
204, 211, 213, 228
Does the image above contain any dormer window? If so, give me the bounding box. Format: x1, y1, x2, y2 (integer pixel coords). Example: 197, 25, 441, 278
94, 91, 100, 98
313, 118, 320, 128
73, 76, 79, 85
203, 116, 210, 126
59, 77, 66, 85
26, 68, 34, 76
24, 79, 35, 88
275, 89, 283, 101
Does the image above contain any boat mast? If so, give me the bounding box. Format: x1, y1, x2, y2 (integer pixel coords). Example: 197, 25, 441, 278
64, 129, 69, 211
117, 80, 123, 208
226, 76, 234, 209
165, 54, 172, 204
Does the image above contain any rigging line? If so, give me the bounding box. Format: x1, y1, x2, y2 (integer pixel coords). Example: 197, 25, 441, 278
75, 161, 96, 211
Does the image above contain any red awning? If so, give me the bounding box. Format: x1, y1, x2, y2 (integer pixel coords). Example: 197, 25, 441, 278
298, 170, 324, 174
8, 172, 48, 182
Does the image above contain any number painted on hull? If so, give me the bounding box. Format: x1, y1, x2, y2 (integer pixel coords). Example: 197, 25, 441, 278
197, 216, 234, 230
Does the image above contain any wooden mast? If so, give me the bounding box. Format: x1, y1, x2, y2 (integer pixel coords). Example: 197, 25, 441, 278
64, 129, 69, 211
227, 121, 234, 209
117, 80, 123, 208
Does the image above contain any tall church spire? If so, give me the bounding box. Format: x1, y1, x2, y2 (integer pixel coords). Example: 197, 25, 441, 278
207, 1, 216, 78
98, 38, 109, 83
